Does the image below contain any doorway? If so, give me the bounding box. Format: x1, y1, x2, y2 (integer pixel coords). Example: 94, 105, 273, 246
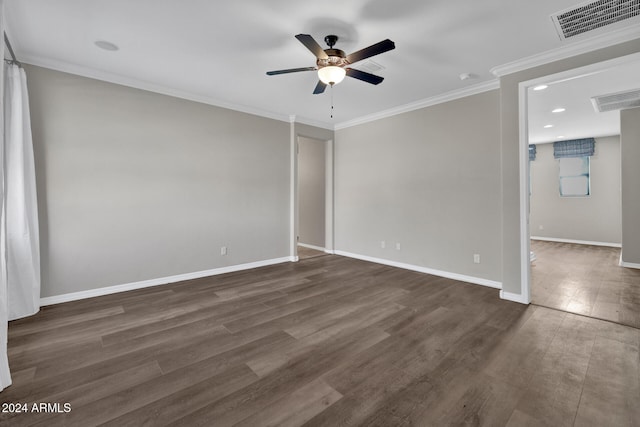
519, 52, 640, 328
295, 134, 334, 260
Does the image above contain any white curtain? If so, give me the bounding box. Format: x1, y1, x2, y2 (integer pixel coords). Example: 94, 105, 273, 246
1, 0, 13, 392
0, 1, 41, 392
4, 63, 40, 321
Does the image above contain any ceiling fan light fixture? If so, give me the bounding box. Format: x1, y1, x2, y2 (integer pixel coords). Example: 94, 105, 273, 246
318, 66, 346, 85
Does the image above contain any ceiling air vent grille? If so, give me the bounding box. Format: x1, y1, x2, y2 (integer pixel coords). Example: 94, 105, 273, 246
552, 0, 640, 40
356, 60, 385, 74
591, 88, 640, 112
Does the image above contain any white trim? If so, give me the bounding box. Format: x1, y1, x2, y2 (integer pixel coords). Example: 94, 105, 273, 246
40, 257, 295, 306
531, 236, 621, 248
325, 139, 335, 253
24, 54, 498, 132
294, 116, 334, 131
334, 251, 502, 290
290, 120, 297, 260
21, 55, 298, 125
297, 243, 326, 252
334, 80, 499, 130
619, 254, 640, 269
491, 26, 640, 77
620, 261, 640, 269
499, 290, 530, 305
518, 80, 532, 305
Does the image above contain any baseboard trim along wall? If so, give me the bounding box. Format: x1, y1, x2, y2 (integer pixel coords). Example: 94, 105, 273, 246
298, 243, 334, 254
297, 243, 326, 252
499, 290, 530, 304
40, 256, 296, 306
334, 250, 502, 290
531, 236, 622, 248
619, 254, 640, 270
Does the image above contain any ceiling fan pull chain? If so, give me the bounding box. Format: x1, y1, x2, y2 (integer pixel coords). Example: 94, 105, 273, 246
330, 83, 334, 119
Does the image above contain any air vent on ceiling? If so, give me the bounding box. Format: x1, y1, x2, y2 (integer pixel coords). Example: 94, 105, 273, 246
551, 0, 640, 40
591, 88, 640, 112
355, 60, 385, 74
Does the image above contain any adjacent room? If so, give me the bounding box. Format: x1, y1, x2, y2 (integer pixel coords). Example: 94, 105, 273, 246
527, 59, 640, 328
1, 1, 639, 425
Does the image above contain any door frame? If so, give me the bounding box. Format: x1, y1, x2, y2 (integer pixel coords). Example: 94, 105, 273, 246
517, 51, 640, 302
289, 120, 334, 261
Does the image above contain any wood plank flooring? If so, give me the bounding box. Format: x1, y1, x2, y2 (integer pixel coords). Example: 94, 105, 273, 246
2, 255, 639, 426
531, 240, 640, 328
296, 246, 327, 260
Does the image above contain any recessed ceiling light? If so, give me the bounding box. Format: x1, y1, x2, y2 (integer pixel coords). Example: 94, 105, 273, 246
533, 85, 548, 91
95, 40, 119, 51
544, 124, 554, 128
557, 135, 565, 139
552, 107, 566, 113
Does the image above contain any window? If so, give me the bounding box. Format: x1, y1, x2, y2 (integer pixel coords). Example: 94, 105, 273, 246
559, 156, 590, 197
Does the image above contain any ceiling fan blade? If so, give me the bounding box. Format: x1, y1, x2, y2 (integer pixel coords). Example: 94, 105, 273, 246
266, 67, 317, 76
295, 34, 329, 60
313, 81, 327, 94
346, 68, 384, 85
346, 39, 395, 64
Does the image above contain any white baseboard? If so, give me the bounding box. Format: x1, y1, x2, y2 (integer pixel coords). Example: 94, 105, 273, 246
500, 290, 530, 305
531, 236, 621, 248
334, 250, 502, 290
40, 256, 296, 306
297, 243, 326, 252
619, 254, 640, 269
298, 243, 335, 255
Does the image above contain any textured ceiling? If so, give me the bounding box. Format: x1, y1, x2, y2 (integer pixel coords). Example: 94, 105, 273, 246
5, 0, 640, 132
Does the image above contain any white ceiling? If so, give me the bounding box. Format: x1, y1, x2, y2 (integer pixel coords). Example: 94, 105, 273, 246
528, 59, 640, 144
4, 0, 640, 130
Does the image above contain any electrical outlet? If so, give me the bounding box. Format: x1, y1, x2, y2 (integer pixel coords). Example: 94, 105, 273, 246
396, 243, 401, 251
221, 246, 227, 256
473, 254, 480, 264
381, 240, 386, 249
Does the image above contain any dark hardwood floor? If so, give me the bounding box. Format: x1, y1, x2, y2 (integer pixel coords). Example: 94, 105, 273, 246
2, 255, 639, 426
531, 239, 640, 329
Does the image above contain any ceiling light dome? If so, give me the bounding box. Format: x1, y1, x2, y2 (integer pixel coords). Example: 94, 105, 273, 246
318, 66, 346, 85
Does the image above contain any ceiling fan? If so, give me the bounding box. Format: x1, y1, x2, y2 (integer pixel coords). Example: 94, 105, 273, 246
266, 34, 395, 94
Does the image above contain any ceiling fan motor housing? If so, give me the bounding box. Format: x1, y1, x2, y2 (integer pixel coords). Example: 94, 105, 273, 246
317, 48, 347, 69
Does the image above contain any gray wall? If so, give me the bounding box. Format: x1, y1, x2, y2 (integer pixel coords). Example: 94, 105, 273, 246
621, 107, 640, 264
295, 123, 333, 142
335, 90, 502, 282
27, 65, 291, 298
500, 38, 640, 296
298, 137, 326, 248
530, 137, 621, 244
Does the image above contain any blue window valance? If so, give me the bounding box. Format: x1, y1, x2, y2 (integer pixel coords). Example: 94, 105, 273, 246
553, 138, 595, 159
529, 144, 537, 161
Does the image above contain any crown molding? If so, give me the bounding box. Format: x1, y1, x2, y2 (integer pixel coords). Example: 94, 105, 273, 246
491, 25, 640, 77
293, 115, 335, 130
20, 54, 295, 124
334, 79, 500, 130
